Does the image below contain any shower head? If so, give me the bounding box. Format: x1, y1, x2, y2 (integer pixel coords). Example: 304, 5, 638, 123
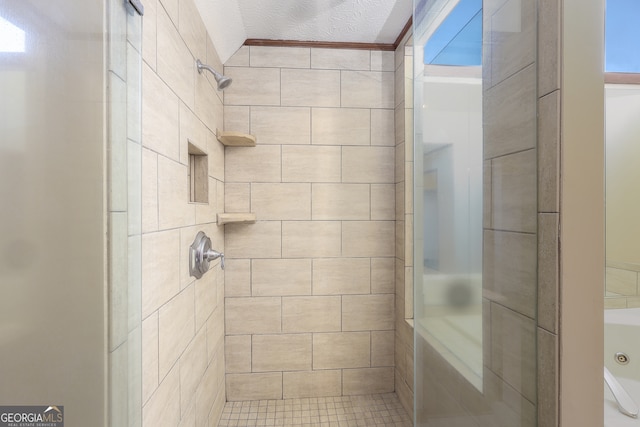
196, 59, 232, 91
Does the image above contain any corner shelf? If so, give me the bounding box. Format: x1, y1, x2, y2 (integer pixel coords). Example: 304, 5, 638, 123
216, 130, 256, 147
217, 213, 257, 225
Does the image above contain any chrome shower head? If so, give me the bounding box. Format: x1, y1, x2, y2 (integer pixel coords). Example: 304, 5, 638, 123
196, 59, 232, 91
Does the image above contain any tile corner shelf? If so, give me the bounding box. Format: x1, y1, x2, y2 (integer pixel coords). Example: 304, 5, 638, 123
217, 213, 257, 225
216, 130, 256, 147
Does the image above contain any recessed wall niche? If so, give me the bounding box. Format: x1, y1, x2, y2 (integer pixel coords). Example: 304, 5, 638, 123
188, 142, 208, 203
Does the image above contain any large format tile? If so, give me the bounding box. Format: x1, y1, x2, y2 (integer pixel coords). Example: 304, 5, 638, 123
538, 213, 559, 333
142, 364, 180, 427
225, 221, 282, 259
538, 0, 560, 96
491, 149, 537, 233
226, 145, 282, 183
342, 146, 394, 183
252, 259, 312, 296
484, 64, 536, 159
282, 145, 341, 182
538, 90, 560, 213
484, 230, 537, 319
251, 106, 311, 145
342, 71, 394, 108
225, 335, 251, 373
157, 156, 195, 229
142, 63, 179, 161
281, 69, 341, 107
250, 46, 310, 68
179, 328, 207, 418
342, 221, 395, 258
225, 297, 281, 335
342, 367, 394, 395
226, 373, 283, 401
490, 303, 537, 403
311, 183, 370, 220
178, 0, 206, 61
537, 328, 558, 427
158, 286, 195, 380
251, 183, 311, 220
282, 296, 342, 332
142, 312, 159, 404
157, 7, 194, 108
371, 258, 395, 294
371, 330, 395, 367
283, 370, 342, 399
282, 221, 341, 258
224, 67, 281, 106
311, 48, 371, 70
141, 230, 180, 317
252, 334, 312, 372
312, 258, 371, 295
342, 294, 394, 331
311, 108, 370, 146
313, 332, 371, 369
370, 109, 395, 146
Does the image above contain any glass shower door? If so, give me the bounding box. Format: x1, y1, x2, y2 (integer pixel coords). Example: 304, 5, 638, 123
414, 0, 538, 425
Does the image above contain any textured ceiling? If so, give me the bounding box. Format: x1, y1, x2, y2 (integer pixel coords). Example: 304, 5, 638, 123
194, 0, 412, 63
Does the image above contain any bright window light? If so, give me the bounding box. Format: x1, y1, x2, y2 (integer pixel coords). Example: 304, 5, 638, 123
0, 16, 26, 53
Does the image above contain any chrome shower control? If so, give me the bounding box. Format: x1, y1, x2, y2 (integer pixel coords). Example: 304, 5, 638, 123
189, 231, 224, 279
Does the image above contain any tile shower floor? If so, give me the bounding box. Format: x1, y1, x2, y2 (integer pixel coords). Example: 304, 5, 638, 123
218, 393, 412, 426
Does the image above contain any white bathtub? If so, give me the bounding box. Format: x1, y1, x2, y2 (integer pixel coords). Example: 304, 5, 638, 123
605, 308, 640, 426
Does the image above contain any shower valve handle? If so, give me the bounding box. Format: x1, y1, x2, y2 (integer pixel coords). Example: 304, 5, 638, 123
203, 249, 224, 270
189, 231, 224, 279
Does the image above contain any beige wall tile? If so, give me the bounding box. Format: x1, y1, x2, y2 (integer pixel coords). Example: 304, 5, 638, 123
342, 146, 394, 183
606, 267, 638, 296
141, 149, 158, 232
371, 184, 395, 220
157, 156, 195, 229
281, 69, 341, 107
194, 357, 221, 426
371, 258, 395, 294
483, 160, 492, 229
251, 183, 311, 220
404, 267, 413, 318
283, 370, 342, 399
226, 145, 282, 183
371, 330, 395, 367
312, 258, 371, 295
491, 149, 537, 233
194, 70, 222, 133
252, 259, 312, 296
282, 221, 341, 258
342, 367, 394, 395
225, 183, 250, 213
484, 64, 536, 159
538, 328, 558, 427
313, 332, 370, 369
282, 145, 341, 182
310, 48, 370, 70
178, 0, 206, 61
538, 90, 560, 212
371, 51, 395, 72
109, 214, 127, 351
194, 261, 219, 330
251, 106, 311, 145
224, 67, 281, 106
207, 130, 225, 182
142, 230, 180, 317
341, 71, 394, 109
395, 219, 405, 261
311, 108, 370, 146
225, 297, 281, 335
206, 305, 224, 361
179, 328, 207, 418
194, 177, 219, 225
226, 373, 282, 401
282, 296, 342, 333
225, 46, 250, 67
157, 7, 194, 108
142, 312, 159, 404
484, 230, 537, 319
490, 0, 536, 86
538, 0, 560, 96
394, 104, 405, 145
158, 285, 195, 379
490, 302, 537, 403
311, 183, 370, 220
252, 334, 312, 372
342, 294, 394, 331
224, 106, 250, 134
225, 221, 282, 259
225, 335, 251, 373
538, 213, 559, 334
605, 298, 628, 309
141, 0, 157, 69
342, 221, 395, 257
179, 103, 208, 165
142, 364, 180, 427
142, 63, 179, 161
224, 259, 251, 297
371, 109, 395, 146
158, 0, 178, 24
250, 46, 310, 68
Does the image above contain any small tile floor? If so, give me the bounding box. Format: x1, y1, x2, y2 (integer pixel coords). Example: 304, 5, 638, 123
218, 392, 412, 427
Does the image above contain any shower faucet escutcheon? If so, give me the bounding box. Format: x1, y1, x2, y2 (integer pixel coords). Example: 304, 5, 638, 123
189, 231, 224, 279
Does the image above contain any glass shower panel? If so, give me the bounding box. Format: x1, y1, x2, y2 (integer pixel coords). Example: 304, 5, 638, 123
414, 0, 538, 425
107, 0, 143, 426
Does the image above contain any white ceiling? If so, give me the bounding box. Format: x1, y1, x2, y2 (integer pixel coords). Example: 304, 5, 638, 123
194, 0, 412, 63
